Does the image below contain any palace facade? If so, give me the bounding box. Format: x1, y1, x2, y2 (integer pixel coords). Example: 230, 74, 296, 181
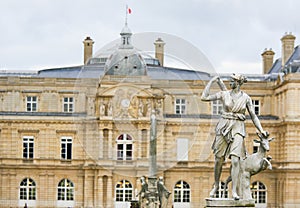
0, 24, 300, 208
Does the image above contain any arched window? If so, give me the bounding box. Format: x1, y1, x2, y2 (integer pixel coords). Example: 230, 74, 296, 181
57, 179, 74, 201
251, 181, 267, 207
115, 180, 133, 202
215, 181, 228, 198
174, 180, 190, 203
20, 178, 36, 200
117, 134, 133, 160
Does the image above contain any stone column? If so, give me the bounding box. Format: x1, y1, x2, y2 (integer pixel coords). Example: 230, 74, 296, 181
97, 176, 103, 208
149, 112, 157, 177
148, 112, 159, 208
107, 176, 113, 208
138, 129, 142, 159
108, 130, 113, 159
99, 130, 104, 159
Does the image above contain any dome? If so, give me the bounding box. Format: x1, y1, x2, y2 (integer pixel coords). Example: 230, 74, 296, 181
104, 48, 147, 76
120, 24, 132, 35
103, 23, 147, 76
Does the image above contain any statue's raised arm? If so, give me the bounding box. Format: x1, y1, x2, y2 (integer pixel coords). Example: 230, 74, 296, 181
201, 76, 227, 101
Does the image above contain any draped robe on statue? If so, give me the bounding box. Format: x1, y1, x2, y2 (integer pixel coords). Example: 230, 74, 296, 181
212, 90, 252, 159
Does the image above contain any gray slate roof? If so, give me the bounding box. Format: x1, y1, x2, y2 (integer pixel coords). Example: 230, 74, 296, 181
268, 58, 282, 74
284, 45, 300, 73
268, 45, 300, 74
0, 64, 277, 82
35, 64, 212, 80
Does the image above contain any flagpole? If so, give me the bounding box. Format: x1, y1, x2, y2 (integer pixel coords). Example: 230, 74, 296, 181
125, 4, 128, 25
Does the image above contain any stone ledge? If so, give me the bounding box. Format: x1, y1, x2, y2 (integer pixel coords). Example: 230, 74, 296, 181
205, 198, 255, 207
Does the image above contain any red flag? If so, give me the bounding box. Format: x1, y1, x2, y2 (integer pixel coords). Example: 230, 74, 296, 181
128, 7, 132, 14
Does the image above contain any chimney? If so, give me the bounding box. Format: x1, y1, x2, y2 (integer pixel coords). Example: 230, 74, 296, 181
261, 48, 275, 74
281, 32, 296, 67
83, 36, 94, 65
154, 38, 165, 66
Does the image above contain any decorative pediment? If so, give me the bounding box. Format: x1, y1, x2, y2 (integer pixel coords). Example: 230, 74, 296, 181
97, 85, 155, 119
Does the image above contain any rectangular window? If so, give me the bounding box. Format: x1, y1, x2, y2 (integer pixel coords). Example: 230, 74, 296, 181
177, 138, 189, 161
23, 136, 34, 159
61, 137, 72, 160
212, 100, 223, 115
26, 96, 37, 112
252, 100, 260, 115
63, 97, 74, 113
175, 98, 186, 114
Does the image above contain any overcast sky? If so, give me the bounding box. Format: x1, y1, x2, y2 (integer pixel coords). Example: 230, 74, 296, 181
0, 0, 299, 74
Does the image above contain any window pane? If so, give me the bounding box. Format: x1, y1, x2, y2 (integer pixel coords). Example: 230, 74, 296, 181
29, 188, 36, 200
67, 189, 74, 200
174, 190, 181, 202
23, 143, 28, 158
67, 143, 72, 159
183, 190, 190, 202
117, 143, 124, 160
20, 188, 27, 200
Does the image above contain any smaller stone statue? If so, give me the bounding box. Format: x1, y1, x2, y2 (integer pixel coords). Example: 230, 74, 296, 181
137, 176, 171, 208
100, 101, 106, 116
157, 177, 171, 208
107, 100, 112, 116
139, 100, 145, 117
137, 176, 150, 207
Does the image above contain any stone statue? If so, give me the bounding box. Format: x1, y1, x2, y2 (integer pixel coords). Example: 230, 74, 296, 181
107, 100, 112, 116
137, 176, 171, 208
157, 177, 171, 208
139, 100, 145, 117
137, 176, 150, 207
201, 74, 268, 200
100, 101, 106, 116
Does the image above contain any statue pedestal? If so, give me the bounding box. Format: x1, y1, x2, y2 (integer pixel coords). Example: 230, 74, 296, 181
205, 198, 255, 207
